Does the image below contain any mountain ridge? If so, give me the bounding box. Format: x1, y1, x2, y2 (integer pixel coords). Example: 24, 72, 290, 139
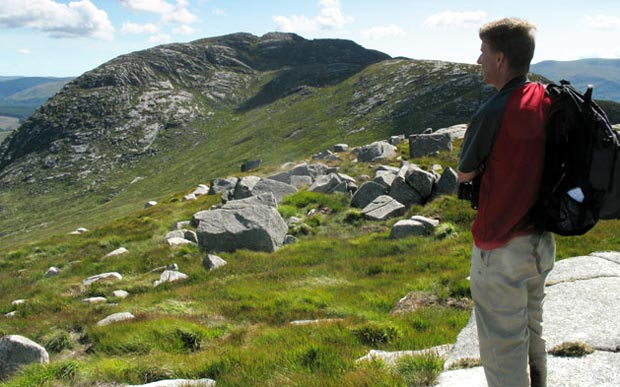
1, 32, 618, 245
531, 58, 620, 102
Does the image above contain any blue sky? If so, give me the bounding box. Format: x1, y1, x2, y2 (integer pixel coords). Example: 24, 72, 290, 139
1, 0, 620, 77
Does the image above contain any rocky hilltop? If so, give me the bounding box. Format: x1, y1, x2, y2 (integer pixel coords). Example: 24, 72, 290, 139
0, 33, 388, 177
0, 32, 495, 241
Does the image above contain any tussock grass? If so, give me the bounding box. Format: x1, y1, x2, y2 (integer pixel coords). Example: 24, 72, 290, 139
2, 141, 620, 386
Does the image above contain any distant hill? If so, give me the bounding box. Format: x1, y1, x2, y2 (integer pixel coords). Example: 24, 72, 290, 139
531, 58, 620, 102
0, 76, 74, 128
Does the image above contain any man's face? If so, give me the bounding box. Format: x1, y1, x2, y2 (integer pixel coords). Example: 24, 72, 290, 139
477, 41, 500, 88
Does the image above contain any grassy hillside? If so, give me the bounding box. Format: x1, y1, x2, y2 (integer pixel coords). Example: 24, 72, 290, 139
1, 139, 619, 386
0, 59, 488, 247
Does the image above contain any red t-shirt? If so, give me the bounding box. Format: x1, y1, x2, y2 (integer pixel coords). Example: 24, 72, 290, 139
459, 78, 550, 249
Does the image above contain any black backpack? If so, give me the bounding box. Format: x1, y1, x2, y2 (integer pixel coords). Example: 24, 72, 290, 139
531, 80, 620, 236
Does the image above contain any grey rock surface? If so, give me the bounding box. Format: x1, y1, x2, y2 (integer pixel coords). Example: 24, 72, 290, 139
409, 132, 453, 158
351, 181, 388, 208
127, 378, 216, 387
410, 215, 440, 230
203, 254, 227, 271
96, 312, 135, 327
438, 351, 620, 387
154, 270, 189, 287
435, 167, 459, 196
309, 173, 342, 193
82, 272, 123, 286
373, 170, 397, 188
404, 165, 436, 199
196, 204, 288, 252
439, 253, 620, 386
390, 219, 428, 239
250, 178, 297, 203
389, 175, 423, 206
0, 335, 49, 379
210, 177, 239, 194
221, 192, 278, 209
361, 195, 406, 220
357, 344, 453, 366
356, 141, 397, 162
546, 255, 620, 284
231, 176, 261, 199
591, 250, 620, 264
289, 175, 313, 188
433, 123, 468, 140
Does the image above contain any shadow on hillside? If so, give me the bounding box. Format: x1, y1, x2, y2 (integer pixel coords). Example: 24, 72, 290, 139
236, 64, 367, 112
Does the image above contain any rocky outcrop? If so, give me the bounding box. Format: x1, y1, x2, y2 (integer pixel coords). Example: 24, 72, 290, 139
361, 195, 406, 220
409, 132, 453, 158
354, 141, 397, 162
0, 335, 49, 380
0, 33, 389, 192
195, 196, 288, 253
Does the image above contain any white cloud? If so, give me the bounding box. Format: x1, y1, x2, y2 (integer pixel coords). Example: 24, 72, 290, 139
119, 0, 175, 14
213, 8, 226, 16
423, 10, 487, 29
0, 0, 114, 40
18, 48, 32, 55
273, 0, 354, 34
161, 6, 197, 24
583, 14, 620, 30
362, 24, 405, 40
172, 25, 195, 35
148, 33, 172, 44
120, 0, 197, 24
121, 22, 158, 34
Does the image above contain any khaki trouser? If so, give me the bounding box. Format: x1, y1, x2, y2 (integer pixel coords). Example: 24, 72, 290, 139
470, 232, 555, 387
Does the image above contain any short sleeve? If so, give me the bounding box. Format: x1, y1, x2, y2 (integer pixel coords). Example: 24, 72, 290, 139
458, 98, 504, 173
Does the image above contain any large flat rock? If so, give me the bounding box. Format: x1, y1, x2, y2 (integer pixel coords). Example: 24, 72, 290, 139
546, 255, 620, 284
437, 351, 620, 387
591, 250, 620, 265
441, 254, 620, 386
544, 277, 620, 351
446, 274, 620, 368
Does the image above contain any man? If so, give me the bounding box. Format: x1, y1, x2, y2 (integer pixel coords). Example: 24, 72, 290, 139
457, 18, 555, 387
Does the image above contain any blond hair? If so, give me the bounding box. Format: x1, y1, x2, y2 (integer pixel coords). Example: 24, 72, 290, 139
479, 18, 536, 73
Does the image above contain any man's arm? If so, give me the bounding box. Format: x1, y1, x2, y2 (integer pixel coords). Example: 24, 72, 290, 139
457, 164, 484, 183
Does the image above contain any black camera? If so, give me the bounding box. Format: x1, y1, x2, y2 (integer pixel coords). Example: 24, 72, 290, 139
457, 176, 481, 210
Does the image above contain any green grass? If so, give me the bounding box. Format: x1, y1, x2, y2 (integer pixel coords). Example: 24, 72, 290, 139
2, 134, 620, 386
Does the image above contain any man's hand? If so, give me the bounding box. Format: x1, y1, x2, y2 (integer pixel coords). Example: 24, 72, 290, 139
457, 165, 484, 183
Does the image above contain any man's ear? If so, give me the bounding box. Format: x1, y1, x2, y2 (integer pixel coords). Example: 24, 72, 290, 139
495, 51, 505, 69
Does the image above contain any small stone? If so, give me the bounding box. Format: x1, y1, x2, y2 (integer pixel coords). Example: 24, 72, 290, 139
105, 247, 128, 257
83, 297, 107, 304
96, 312, 135, 327
45, 267, 60, 277
112, 290, 129, 299
154, 270, 188, 287
202, 254, 227, 271
82, 272, 122, 286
